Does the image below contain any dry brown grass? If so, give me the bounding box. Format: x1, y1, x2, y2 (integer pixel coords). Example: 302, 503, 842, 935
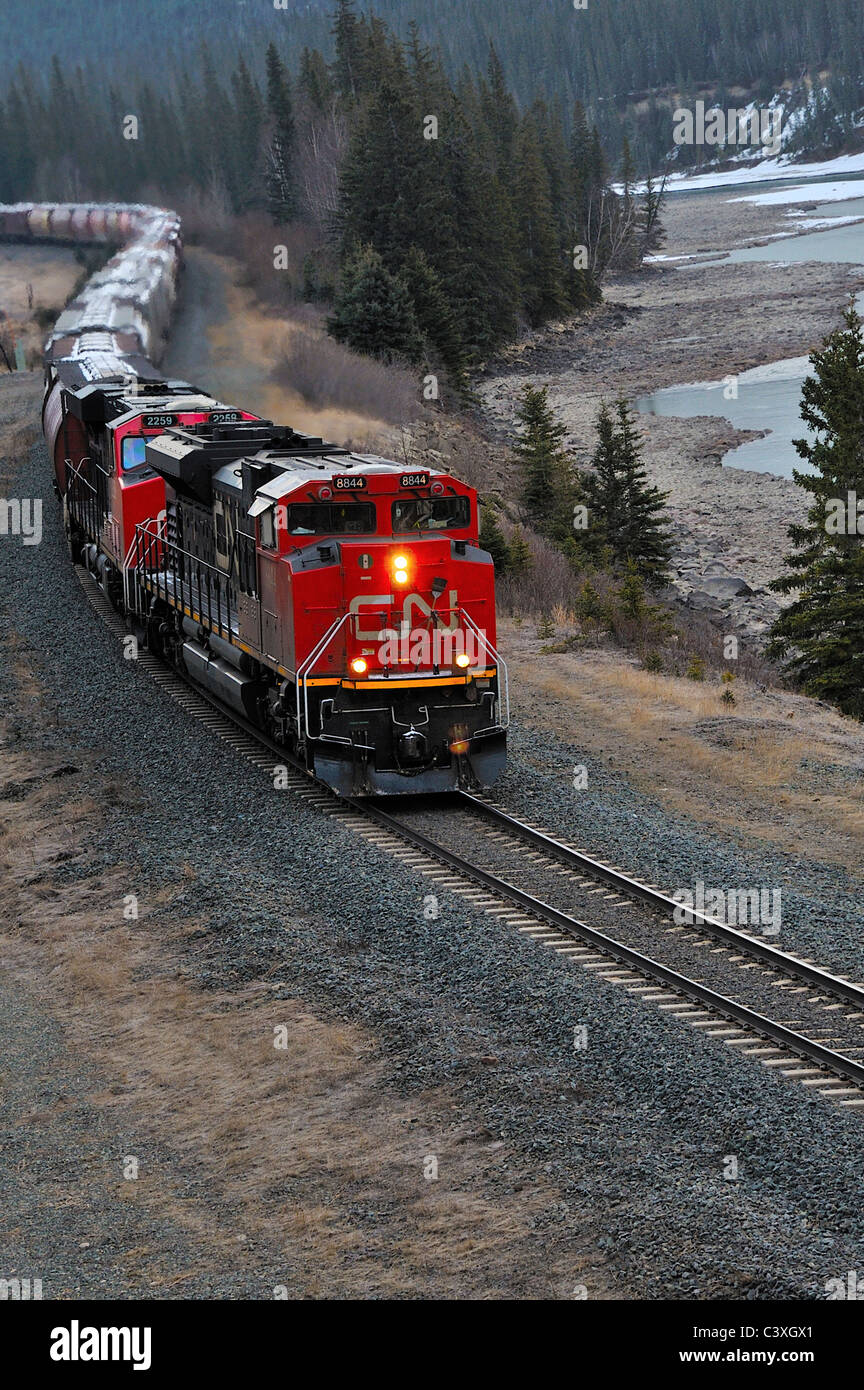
503, 622, 864, 870
272, 322, 421, 425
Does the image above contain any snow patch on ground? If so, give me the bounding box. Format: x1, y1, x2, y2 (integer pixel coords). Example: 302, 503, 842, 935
733, 179, 864, 206
661, 150, 864, 195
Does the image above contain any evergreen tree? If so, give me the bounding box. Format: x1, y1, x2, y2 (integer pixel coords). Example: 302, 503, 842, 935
442, 106, 521, 358
336, 72, 423, 268
582, 399, 672, 583
514, 385, 575, 539
640, 167, 668, 257
405, 21, 443, 110
508, 529, 534, 575
332, 0, 366, 102
620, 134, 636, 194
767, 303, 864, 715
299, 47, 333, 112
571, 100, 593, 176
264, 43, 297, 222
481, 42, 518, 170
327, 245, 424, 363
399, 245, 470, 395
364, 13, 401, 87
226, 56, 263, 212
479, 505, 512, 572
566, 100, 602, 309
513, 114, 566, 324
618, 560, 648, 622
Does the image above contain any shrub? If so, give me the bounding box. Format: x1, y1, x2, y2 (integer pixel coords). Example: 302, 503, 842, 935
272, 326, 420, 424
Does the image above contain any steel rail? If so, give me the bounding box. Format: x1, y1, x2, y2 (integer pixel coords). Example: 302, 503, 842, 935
351, 796, 864, 1088
457, 791, 864, 1009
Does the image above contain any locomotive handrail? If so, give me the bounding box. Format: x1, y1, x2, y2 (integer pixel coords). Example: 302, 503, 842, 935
130, 516, 236, 642
297, 604, 509, 751
459, 608, 510, 733
66, 454, 115, 558
122, 519, 164, 615
297, 612, 354, 743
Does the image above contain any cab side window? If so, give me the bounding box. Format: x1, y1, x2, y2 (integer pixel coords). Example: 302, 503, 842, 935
258, 505, 277, 550
121, 436, 148, 472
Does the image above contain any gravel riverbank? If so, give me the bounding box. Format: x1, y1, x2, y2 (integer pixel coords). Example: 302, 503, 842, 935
478, 190, 864, 646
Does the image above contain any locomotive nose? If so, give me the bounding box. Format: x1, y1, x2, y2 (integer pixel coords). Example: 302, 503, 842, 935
398, 728, 428, 764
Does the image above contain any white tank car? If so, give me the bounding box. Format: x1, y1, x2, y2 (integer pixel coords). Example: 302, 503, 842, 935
0, 200, 185, 475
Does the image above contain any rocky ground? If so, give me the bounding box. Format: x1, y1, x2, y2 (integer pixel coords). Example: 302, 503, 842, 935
478, 190, 864, 646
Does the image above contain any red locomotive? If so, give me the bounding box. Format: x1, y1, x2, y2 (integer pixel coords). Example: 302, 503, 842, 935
134, 418, 508, 793
4, 201, 508, 795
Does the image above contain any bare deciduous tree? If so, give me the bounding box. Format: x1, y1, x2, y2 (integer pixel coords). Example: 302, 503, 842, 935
297, 97, 348, 233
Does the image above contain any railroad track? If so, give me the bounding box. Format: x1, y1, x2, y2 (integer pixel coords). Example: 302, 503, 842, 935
77, 566, 864, 1113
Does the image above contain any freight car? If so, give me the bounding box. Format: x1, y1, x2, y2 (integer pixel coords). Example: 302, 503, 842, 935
1, 201, 508, 794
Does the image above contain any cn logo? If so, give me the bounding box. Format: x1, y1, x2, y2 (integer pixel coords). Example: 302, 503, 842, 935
350, 591, 458, 639
403, 590, 458, 632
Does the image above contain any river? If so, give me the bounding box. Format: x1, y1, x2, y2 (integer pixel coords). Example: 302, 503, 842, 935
636, 184, 864, 477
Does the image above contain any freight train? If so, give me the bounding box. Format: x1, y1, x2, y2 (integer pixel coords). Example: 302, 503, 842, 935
0, 202, 508, 794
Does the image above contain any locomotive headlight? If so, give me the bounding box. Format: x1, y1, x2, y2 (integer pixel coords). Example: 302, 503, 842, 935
394, 568, 409, 585
455, 653, 471, 669
392, 553, 410, 585
350, 657, 368, 675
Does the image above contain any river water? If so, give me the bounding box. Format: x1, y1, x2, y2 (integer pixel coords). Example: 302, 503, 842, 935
636, 187, 864, 477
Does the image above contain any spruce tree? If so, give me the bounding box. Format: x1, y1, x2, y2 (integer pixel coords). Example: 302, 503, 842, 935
228, 57, 263, 213
479, 506, 512, 573
299, 48, 333, 112
327, 245, 424, 363
264, 43, 297, 223
481, 43, 518, 170
582, 399, 671, 584
567, 100, 602, 309
336, 73, 423, 268
767, 303, 864, 715
513, 114, 567, 325
640, 168, 668, 258
332, 0, 366, 102
508, 529, 534, 575
514, 385, 575, 539
444, 114, 521, 358
399, 245, 471, 396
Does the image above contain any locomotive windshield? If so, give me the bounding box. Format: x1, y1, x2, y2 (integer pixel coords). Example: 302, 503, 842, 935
284, 502, 376, 535
392, 496, 470, 531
